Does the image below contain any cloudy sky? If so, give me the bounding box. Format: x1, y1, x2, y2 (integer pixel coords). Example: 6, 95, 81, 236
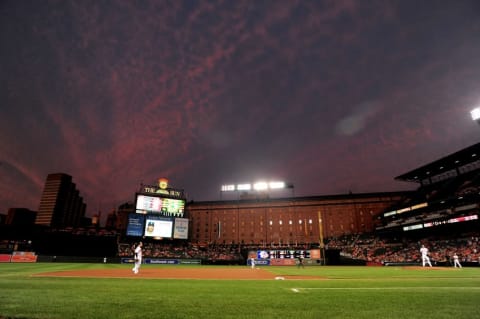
1, 0, 480, 216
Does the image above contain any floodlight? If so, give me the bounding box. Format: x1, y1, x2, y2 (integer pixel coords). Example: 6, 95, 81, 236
269, 181, 285, 189
471, 107, 480, 122
237, 184, 251, 191
253, 182, 268, 190
221, 184, 235, 192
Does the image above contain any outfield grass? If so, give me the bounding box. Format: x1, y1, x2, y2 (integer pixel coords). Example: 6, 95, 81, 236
0, 263, 479, 319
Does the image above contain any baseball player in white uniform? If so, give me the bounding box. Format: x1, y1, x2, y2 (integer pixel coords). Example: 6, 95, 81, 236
453, 253, 462, 268
420, 245, 432, 267
132, 242, 143, 274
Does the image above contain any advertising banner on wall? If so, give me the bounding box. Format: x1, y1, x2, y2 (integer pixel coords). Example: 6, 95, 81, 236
269, 259, 296, 266
0, 254, 11, 262
173, 218, 189, 239
126, 213, 145, 237
310, 249, 321, 259
10, 251, 37, 263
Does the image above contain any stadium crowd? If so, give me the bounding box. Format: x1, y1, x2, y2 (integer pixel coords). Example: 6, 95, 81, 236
326, 233, 480, 265
118, 242, 243, 261
117, 231, 480, 266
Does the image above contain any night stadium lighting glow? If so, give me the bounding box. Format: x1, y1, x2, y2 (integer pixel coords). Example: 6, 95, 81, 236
471, 107, 480, 121
221, 184, 235, 191
237, 184, 251, 191
221, 181, 290, 192
253, 182, 268, 190
269, 181, 285, 189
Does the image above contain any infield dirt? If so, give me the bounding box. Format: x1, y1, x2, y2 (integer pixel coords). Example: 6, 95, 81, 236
33, 267, 326, 280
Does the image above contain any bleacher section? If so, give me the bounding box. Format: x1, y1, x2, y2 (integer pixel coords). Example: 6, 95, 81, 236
376, 143, 480, 236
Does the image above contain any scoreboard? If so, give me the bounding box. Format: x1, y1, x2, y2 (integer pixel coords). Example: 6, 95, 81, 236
256, 249, 319, 259
125, 191, 189, 239
248, 249, 322, 266
135, 194, 185, 217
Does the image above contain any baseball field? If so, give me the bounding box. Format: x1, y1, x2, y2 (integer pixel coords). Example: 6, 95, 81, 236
0, 263, 479, 319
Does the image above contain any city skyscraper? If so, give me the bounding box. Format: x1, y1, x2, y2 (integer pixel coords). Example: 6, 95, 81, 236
35, 173, 86, 227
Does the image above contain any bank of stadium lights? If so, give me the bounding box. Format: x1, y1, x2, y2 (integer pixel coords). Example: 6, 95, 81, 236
221, 181, 291, 192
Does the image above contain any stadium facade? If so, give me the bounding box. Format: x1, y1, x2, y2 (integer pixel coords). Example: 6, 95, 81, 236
186, 192, 409, 246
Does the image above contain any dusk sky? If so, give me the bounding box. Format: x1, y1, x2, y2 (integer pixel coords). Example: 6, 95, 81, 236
2, 0, 480, 217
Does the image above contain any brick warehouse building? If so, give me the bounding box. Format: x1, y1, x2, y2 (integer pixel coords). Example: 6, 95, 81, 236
186, 192, 410, 246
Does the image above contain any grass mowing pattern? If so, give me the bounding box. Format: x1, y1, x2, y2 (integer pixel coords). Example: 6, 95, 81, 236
0, 263, 479, 319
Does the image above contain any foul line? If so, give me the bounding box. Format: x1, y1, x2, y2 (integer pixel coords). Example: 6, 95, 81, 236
290, 287, 480, 293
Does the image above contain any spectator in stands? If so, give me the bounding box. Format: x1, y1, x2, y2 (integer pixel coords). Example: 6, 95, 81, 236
453, 253, 462, 268
420, 245, 432, 267
132, 242, 143, 274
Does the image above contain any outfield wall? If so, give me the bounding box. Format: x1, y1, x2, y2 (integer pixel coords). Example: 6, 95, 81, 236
0, 251, 37, 263
121, 257, 202, 265
246, 249, 324, 266
248, 258, 323, 266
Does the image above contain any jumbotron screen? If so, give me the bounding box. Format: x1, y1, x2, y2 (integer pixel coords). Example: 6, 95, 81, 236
126, 214, 189, 239
126, 193, 189, 239
144, 216, 174, 238
135, 194, 185, 217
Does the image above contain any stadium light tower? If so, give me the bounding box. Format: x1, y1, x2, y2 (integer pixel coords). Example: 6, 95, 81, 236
220, 180, 294, 199
470, 107, 480, 125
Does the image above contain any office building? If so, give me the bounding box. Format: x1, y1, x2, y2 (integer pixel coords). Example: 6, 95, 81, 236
35, 173, 86, 227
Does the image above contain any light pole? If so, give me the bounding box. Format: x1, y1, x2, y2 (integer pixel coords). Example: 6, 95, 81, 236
318, 211, 325, 265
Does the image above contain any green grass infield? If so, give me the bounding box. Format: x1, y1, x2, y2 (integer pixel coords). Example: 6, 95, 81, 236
1, 263, 479, 319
